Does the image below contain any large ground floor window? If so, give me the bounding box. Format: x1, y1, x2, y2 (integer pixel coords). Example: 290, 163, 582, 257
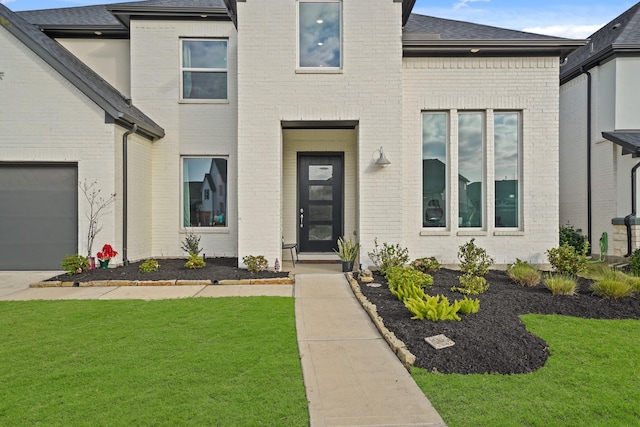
182, 157, 227, 227
422, 110, 521, 229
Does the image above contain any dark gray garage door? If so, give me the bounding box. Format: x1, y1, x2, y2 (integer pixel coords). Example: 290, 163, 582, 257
0, 163, 78, 270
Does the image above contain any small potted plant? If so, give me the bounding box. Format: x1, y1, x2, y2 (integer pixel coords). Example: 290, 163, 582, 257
96, 244, 118, 268
335, 236, 360, 272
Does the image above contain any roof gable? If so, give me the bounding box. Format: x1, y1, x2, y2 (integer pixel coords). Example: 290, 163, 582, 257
1, 3, 164, 139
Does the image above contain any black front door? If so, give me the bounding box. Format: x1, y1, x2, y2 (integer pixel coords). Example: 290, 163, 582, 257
298, 153, 343, 252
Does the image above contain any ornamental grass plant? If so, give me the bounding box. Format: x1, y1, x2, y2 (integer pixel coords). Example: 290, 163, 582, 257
507, 259, 541, 287
544, 274, 577, 296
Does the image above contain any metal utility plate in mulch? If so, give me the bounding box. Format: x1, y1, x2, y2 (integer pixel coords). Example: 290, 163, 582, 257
425, 334, 455, 350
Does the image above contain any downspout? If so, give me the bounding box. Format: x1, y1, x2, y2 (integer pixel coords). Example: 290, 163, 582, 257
624, 161, 640, 257
582, 67, 593, 255
122, 124, 137, 266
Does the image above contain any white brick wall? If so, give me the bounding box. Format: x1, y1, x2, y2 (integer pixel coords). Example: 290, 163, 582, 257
129, 19, 239, 258
402, 57, 561, 264
1, 25, 120, 260
236, 0, 403, 266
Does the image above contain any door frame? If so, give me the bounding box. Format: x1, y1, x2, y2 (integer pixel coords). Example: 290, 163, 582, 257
297, 152, 344, 253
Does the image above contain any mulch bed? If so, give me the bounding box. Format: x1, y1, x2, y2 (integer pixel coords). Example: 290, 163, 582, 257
47, 258, 290, 283
357, 269, 640, 375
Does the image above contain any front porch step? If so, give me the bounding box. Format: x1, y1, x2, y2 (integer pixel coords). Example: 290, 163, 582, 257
297, 253, 340, 263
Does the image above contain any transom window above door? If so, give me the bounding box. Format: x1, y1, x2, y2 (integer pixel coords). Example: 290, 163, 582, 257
298, 1, 342, 69
181, 39, 228, 101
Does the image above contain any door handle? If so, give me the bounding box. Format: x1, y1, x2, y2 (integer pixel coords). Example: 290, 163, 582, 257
300, 209, 304, 228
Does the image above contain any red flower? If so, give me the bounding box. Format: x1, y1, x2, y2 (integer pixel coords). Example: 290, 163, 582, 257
97, 244, 118, 261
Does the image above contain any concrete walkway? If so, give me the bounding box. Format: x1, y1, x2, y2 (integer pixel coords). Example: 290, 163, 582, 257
0, 271, 446, 426
295, 274, 446, 426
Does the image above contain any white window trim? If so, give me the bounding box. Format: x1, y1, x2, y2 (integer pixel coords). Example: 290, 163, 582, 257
296, 0, 343, 72
179, 38, 229, 103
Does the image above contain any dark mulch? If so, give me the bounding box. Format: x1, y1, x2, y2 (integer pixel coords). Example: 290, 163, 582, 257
357, 269, 640, 375
48, 258, 290, 283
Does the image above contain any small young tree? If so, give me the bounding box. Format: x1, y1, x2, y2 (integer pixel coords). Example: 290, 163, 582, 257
80, 180, 115, 257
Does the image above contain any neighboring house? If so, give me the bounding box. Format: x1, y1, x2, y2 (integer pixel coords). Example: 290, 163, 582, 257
0, 0, 582, 270
560, 3, 640, 259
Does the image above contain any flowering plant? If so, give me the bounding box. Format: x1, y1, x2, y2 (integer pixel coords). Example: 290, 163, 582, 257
97, 244, 118, 261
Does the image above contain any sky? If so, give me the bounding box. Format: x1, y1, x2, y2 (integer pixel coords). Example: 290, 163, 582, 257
1, 0, 637, 38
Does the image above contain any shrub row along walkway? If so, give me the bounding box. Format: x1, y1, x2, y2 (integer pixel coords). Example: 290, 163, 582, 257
0, 271, 446, 427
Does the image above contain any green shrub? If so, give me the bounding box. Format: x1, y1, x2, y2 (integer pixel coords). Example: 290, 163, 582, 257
546, 243, 589, 275
559, 224, 587, 253
367, 238, 410, 276
386, 266, 432, 302
544, 274, 577, 296
61, 254, 89, 275
458, 239, 494, 277
411, 257, 441, 274
242, 255, 269, 273
184, 253, 206, 269
404, 295, 462, 321
139, 259, 159, 273
592, 279, 633, 299
181, 229, 202, 256
458, 296, 480, 315
629, 248, 640, 276
452, 274, 489, 295
507, 259, 541, 287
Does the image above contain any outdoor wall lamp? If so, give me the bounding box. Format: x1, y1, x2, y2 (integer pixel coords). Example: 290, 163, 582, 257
375, 146, 391, 166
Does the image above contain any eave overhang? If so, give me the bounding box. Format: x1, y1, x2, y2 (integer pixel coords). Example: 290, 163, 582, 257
34, 25, 129, 39
561, 43, 640, 85
106, 5, 231, 28
603, 131, 640, 157
403, 34, 586, 58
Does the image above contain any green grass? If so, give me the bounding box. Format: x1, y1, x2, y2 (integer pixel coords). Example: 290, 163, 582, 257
0, 298, 308, 426
413, 315, 640, 427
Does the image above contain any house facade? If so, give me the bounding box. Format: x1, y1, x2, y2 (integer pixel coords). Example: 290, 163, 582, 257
0, 0, 581, 270
560, 3, 640, 259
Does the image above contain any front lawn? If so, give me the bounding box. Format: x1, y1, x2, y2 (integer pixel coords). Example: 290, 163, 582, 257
412, 314, 640, 427
0, 298, 308, 426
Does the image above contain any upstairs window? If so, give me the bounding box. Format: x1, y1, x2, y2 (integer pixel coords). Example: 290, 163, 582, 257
181, 39, 227, 100
299, 1, 341, 68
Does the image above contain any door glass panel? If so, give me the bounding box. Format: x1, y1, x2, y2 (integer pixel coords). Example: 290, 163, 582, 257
309, 165, 333, 181
309, 185, 332, 200
309, 205, 332, 221
309, 225, 333, 241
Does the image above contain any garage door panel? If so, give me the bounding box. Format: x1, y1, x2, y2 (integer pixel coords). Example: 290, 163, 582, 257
0, 164, 78, 270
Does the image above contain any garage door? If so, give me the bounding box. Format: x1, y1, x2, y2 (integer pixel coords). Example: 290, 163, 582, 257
0, 163, 78, 270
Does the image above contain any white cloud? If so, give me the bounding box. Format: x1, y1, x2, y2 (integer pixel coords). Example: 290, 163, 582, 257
453, 0, 490, 10
0, 0, 16, 4
523, 24, 603, 39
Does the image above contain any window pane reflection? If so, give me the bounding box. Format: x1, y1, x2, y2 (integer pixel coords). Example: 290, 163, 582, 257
299, 2, 341, 68
495, 113, 519, 228
422, 113, 447, 228
183, 157, 227, 227
458, 113, 483, 228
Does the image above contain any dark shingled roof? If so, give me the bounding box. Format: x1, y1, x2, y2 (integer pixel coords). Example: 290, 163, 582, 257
561, 2, 640, 83
17, 5, 122, 27
403, 14, 584, 57
1, 3, 164, 139
404, 14, 563, 40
